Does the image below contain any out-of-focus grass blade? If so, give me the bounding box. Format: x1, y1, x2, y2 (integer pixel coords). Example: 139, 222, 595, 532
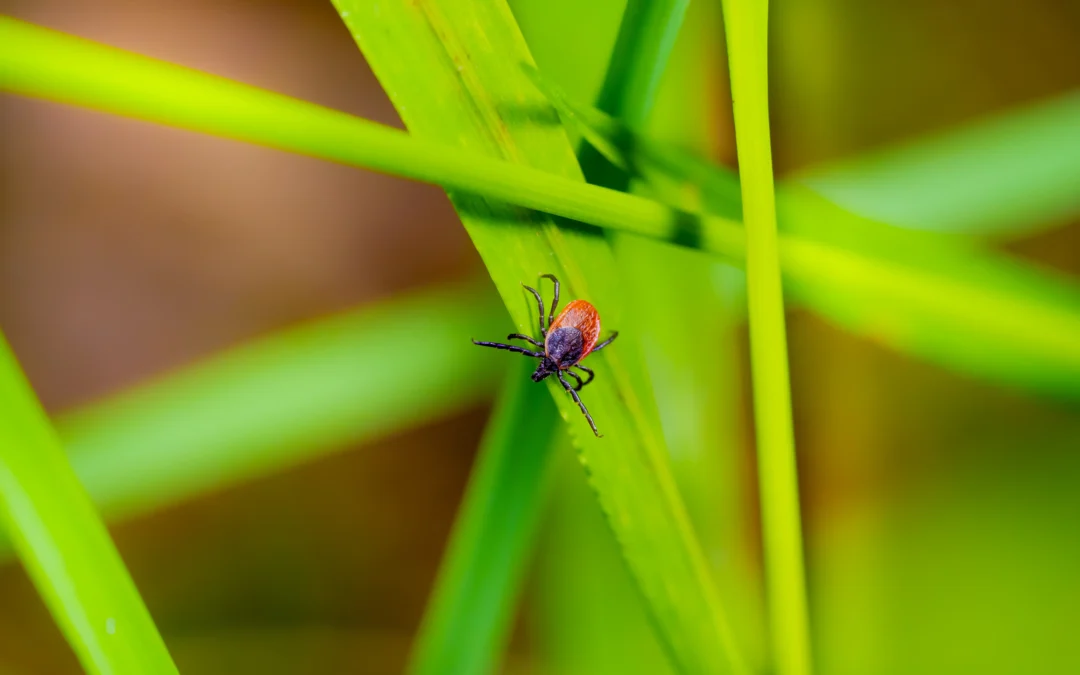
0, 337, 178, 674
331, 1, 745, 673
775, 186, 1080, 396
0, 283, 505, 558
592, 0, 689, 128
409, 362, 558, 675
800, 92, 1080, 238
576, 0, 690, 192
70, 285, 497, 527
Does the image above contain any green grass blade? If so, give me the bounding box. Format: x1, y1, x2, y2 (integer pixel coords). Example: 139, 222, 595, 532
538, 444, 675, 675
0, 16, 731, 248
720, 3, 813, 675
409, 363, 558, 675
575, 0, 767, 667
2, 18, 1078, 396
331, 1, 745, 672
578, 0, 690, 190
800, 92, 1080, 238
594, 0, 689, 127
0, 337, 178, 674
0, 283, 504, 560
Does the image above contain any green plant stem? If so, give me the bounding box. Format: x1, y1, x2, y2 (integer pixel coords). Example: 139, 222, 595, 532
579, 0, 690, 190
720, 1, 812, 675
595, 0, 689, 127
0, 16, 729, 252
2, 17, 1079, 395
0, 336, 178, 674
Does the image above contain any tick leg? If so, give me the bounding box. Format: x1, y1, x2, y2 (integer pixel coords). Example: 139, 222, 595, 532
591, 331, 619, 353
522, 284, 547, 337
507, 333, 544, 348
472, 340, 544, 358
557, 371, 601, 437
540, 273, 560, 329
564, 369, 585, 392
571, 364, 595, 388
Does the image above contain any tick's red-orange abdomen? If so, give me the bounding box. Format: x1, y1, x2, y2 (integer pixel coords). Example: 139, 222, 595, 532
550, 299, 601, 359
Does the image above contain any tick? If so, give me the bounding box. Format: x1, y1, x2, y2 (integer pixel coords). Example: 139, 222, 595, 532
473, 274, 618, 437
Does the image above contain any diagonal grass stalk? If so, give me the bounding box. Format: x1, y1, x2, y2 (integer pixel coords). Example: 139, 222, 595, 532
0, 336, 178, 674
407, 0, 692, 669
2, 17, 1079, 399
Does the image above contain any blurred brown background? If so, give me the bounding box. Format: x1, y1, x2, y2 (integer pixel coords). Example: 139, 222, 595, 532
1, 0, 1078, 672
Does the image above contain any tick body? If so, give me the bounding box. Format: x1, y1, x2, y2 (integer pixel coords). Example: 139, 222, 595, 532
472, 274, 618, 437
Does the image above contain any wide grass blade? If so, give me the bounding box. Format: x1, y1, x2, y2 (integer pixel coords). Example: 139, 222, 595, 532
0, 337, 178, 674
538, 444, 675, 675
800, 92, 1080, 238
409, 363, 558, 675
2, 18, 1078, 394
331, 1, 745, 672
535, 0, 766, 669
408, 2, 756, 669
720, 2, 813, 675
0, 283, 504, 558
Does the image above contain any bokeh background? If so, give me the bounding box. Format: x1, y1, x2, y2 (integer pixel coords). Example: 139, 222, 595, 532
1, 0, 1078, 673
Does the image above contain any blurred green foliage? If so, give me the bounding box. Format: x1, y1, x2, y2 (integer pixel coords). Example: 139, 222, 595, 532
802, 92, 1080, 238
59, 283, 503, 530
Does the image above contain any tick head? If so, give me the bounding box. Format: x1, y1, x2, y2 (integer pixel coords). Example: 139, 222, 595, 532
532, 358, 557, 382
